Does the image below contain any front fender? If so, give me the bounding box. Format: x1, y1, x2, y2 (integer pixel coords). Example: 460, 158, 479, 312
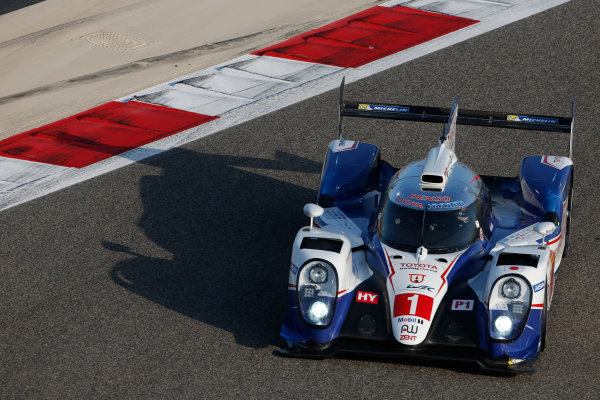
283, 226, 371, 344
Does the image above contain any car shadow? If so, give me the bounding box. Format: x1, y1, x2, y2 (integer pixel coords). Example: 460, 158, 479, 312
108, 147, 321, 349
1, 0, 45, 16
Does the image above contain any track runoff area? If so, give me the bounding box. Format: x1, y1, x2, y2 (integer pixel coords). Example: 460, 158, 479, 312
0, 0, 570, 211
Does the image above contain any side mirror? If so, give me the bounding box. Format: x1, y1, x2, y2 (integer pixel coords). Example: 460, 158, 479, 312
534, 221, 556, 245
303, 203, 324, 229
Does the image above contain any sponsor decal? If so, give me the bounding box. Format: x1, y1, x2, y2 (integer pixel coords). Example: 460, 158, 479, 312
322, 208, 361, 235
505, 228, 537, 243
409, 273, 425, 283
358, 104, 409, 113
400, 325, 418, 334
289, 263, 298, 275
399, 335, 417, 341
397, 316, 424, 324
541, 155, 571, 170
451, 299, 474, 311
333, 141, 358, 152
408, 194, 450, 202
509, 266, 520, 271
406, 284, 435, 292
395, 195, 423, 209
507, 115, 558, 125
356, 291, 379, 304
427, 201, 465, 209
533, 280, 545, 293
397, 263, 438, 272
542, 155, 560, 167
394, 294, 434, 320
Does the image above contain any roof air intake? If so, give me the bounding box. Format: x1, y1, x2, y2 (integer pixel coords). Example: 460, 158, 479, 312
421, 174, 444, 184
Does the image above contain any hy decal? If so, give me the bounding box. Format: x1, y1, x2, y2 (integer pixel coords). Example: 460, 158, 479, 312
356, 291, 379, 304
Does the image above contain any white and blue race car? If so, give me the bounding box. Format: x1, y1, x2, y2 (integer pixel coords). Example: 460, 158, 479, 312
279, 80, 575, 373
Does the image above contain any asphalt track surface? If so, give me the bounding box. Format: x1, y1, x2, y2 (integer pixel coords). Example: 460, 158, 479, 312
1, 1, 599, 398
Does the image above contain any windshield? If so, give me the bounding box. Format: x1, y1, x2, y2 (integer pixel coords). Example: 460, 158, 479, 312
378, 197, 479, 253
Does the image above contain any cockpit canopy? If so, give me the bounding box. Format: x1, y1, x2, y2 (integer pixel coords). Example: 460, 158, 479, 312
378, 160, 490, 254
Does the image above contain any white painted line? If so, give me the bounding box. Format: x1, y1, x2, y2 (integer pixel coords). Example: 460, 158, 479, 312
126, 55, 341, 115
389, 0, 518, 19
0, 157, 73, 193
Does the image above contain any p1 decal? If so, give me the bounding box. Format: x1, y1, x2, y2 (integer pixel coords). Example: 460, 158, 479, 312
533, 280, 545, 293
451, 299, 474, 311
393, 294, 434, 320
356, 291, 379, 304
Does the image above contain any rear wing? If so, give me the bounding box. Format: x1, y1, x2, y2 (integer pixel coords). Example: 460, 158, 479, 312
337, 78, 575, 158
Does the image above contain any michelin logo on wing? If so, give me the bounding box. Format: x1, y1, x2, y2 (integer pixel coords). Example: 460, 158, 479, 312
507, 115, 558, 125
359, 104, 409, 113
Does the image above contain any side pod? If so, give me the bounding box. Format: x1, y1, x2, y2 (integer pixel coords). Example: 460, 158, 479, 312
519, 156, 573, 220
318, 140, 379, 207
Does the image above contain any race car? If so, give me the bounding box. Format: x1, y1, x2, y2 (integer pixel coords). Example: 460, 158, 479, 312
278, 79, 575, 374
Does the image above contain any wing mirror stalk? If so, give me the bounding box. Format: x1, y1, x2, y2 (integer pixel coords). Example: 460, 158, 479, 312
534, 221, 557, 246
303, 203, 324, 230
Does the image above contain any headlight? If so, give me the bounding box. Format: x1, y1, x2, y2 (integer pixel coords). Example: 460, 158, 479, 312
488, 276, 532, 340
308, 301, 329, 320
309, 264, 328, 283
501, 278, 521, 299
297, 260, 337, 326
493, 314, 513, 335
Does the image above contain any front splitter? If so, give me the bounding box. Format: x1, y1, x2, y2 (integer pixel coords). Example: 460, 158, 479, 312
276, 339, 538, 374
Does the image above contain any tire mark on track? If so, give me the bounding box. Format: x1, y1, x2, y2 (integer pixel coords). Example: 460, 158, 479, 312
0, 0, 161, 49
0, 28, 281, 106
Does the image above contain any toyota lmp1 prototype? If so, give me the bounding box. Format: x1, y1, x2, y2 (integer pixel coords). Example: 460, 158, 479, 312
279, 79, 575, 373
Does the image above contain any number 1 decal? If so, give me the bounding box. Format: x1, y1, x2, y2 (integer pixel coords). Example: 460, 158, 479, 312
393, 293, 434, 320
407, 294, 419, 315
